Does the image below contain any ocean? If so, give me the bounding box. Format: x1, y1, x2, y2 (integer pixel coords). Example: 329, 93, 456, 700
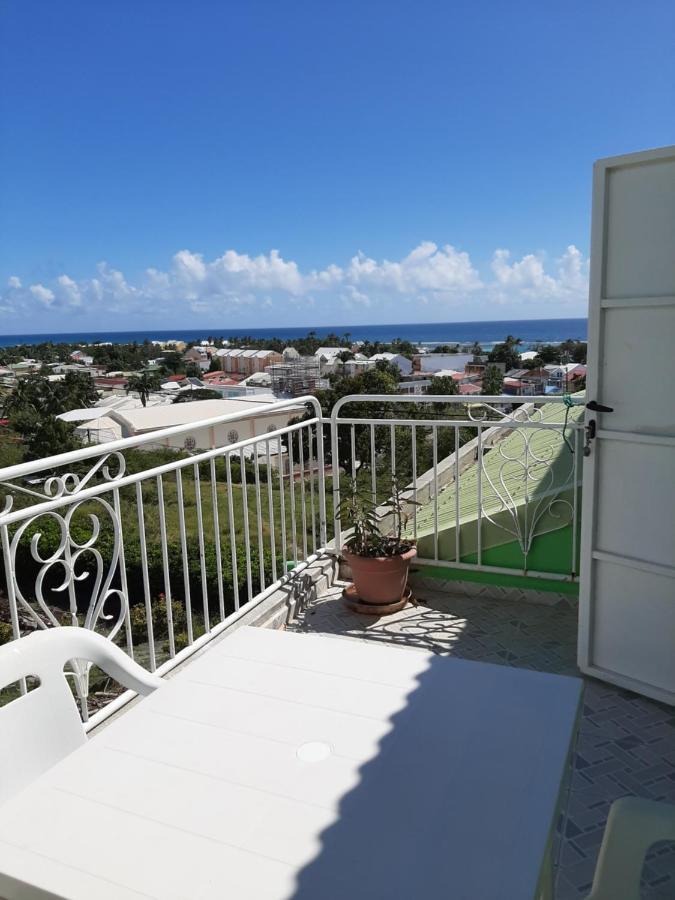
0, 317, 587, 352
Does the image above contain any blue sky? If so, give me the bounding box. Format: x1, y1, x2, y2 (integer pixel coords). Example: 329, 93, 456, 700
1, 0, 673, 333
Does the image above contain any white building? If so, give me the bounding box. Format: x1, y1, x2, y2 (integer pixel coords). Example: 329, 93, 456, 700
314, 347, 345, 375
414, 352, 474, 374
109, 397, 300, 452
369, 352, 413, 376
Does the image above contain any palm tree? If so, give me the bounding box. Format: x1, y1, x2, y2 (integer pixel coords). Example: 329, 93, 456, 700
127, 371, 162, 407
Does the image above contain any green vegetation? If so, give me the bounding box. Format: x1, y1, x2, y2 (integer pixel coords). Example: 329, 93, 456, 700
1, 372, 98, 461
482, 365, 504, 395
126, 371, 164, 406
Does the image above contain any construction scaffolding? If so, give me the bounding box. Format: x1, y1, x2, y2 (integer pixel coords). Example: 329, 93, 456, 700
266, 358, 327, 397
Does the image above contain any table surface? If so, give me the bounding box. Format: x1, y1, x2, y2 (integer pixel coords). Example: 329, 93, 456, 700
0, 626, 582, 900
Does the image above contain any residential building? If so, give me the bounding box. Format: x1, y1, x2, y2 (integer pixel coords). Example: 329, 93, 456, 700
182, 347, 211, 372
108, 396, 300, 451
544, 363, 582, 390
414, 352, 474, 374
369, 352, 412, 376
314, 347, 344, 375
216, 348, 283, 376
69, 350, 94, 366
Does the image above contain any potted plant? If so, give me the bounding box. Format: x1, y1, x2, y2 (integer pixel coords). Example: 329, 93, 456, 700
338, 476, 419, 608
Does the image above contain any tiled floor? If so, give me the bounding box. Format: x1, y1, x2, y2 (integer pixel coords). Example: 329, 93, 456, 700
288, 581, 675, 899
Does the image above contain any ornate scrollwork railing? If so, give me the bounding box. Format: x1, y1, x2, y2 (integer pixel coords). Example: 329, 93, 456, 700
480, 424, 577, 561
5, 496, 128, 716
0, 451, 127, 516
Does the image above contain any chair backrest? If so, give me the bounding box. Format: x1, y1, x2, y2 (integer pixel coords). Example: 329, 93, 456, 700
587, 796, 675, 900
0, 627, 162, 805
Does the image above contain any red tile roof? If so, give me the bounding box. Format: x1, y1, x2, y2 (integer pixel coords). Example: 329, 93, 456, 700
458, 383, 481, 394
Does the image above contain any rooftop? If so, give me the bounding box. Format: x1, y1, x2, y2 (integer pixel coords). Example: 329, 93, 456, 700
110, 396, 286, 431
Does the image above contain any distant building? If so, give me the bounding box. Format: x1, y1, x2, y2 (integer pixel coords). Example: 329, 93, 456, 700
216, 348, 283, 376
266, 357, 325, 397
183, 347, 210, 372
109, 397, 300, 452
314, 348, 344, 376
544, 363, 582, 390
399, 380, 432, 395
342, 358, 375, 376
369, 353, 412, 376
70, 350, 94, 366
414, 352, 474, 374
502, 377, 528, 396
516, 368, 548, 394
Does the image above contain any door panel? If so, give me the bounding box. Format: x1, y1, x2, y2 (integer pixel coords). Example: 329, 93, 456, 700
595, 440, 675, 565
604, 157, 675, 299
591, 561, 675, 701
599, 305, 675, 434
579, 145, 675, 704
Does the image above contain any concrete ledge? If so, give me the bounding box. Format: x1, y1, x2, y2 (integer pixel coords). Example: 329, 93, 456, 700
409, 571, 575, 607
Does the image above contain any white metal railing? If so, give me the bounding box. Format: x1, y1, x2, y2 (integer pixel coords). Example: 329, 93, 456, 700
0, 396, 327, 722
331, 394, 585, 583
0, 391, 585, 721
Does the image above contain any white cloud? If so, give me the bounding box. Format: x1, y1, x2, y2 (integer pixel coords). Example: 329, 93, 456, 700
347, 242, 481, 295
0, 242, 589, 324
29, 284, 55, 305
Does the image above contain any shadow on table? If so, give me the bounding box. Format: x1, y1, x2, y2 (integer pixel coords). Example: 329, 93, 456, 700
288, 652, 577, 900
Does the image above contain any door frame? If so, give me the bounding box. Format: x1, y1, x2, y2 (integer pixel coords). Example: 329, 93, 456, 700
577, 145, 675, 705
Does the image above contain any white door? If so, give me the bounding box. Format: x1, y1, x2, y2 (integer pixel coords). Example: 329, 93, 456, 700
578, 145, 675, 706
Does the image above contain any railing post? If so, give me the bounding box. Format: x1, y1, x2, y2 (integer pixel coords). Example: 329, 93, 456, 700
1, 524, 26, 694
330, 416, 341, 553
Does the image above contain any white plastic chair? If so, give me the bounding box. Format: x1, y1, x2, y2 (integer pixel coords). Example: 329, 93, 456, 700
0, 627, 162, 805
586, 796, 675, 899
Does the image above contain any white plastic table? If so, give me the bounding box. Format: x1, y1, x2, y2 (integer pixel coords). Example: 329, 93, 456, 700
0, 626, 582, 900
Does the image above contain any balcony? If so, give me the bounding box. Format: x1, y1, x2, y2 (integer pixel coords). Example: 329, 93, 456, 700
0, 394, 673, 898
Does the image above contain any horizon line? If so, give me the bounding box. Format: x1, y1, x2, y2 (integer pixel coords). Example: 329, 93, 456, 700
0, 314, 589, 339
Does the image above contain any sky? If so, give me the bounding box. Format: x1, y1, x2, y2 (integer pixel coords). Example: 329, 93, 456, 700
1, 0, 674, 334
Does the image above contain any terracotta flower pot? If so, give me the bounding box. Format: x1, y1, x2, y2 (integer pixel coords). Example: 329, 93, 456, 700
342, 547, 417, 605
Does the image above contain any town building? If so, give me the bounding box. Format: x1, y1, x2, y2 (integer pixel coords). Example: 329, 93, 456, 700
108, 397, 300, 452
369, 352, 412, 376
413, 352, 474, 374
216, 348, 284, 376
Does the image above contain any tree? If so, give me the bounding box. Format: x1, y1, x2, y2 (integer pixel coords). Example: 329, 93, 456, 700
482, 365, 504, 395
172, 389, 222, 403
431, 344, 460, 354
531, 343, 559, 364
161, 351, 184, 374
10, 410, 81, 461
430, 376, 459, 396
61, 371, 98, 410
127, 371, 163, 407
488, 335, 522, 371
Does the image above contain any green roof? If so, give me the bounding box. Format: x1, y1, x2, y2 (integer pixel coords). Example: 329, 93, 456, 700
408, 399, 584, 555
